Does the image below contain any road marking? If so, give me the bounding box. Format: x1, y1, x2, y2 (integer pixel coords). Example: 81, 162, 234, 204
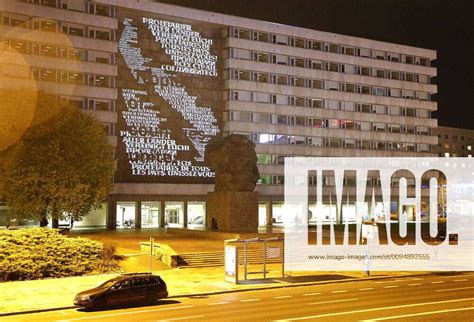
165, 315, 205, 321
274, 295, 292, 299
454, 279, 468, 282
358, 288, 374, 291
208, 301, 229, 306
241, 298, 260, 302
375, 280, 402, 284
383, 285, 398, 289
276, 297, 474, 321
57, 305, 194, 321
408, 283, 422, 286
436, 286, 474, 292
431, 281, 444, 284
303, 292, 321, 296
309, 298, 358, 305
331, 290, 348, 293
361, 307, 474, 321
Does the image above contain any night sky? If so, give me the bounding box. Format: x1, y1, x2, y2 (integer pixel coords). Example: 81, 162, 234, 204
156, 0, 474, 129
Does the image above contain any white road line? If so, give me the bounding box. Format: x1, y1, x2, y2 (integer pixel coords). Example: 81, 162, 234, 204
208, 301, 229, 306
408, 283, 422, 286
436, 286, 474, 292
57, 305, 194, 321
274, 295, 292, 299
331, 290, 348, 293
358, 288, 374, 291
303, 292, 321, 296
309, 298, 359, 305
165, 315, 205, 321
408, 277, 423, 281
454, 279, 468, 282
383, 285, 398, 289
276, 297, 474, 321
361, 307, 474, 321
375, 280, 402, 284
431, 281, 444, 284
240, 298, 260, 302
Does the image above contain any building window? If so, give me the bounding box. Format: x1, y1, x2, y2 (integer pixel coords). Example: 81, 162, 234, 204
188, 202, 206, 227
165, 202, 184, 228
141, 202, 160, 228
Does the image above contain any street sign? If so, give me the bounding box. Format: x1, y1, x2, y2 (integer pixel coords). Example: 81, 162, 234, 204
224, 245, 238, 283
267, 247, 280, 259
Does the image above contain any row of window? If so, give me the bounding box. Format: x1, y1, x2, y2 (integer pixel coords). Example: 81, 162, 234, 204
0, 63, 116, 88
229, 27, 432, 67
0, 12, 115, 41
232, 132, 432, 153
229, 48, 432, 85
437, 143, 472, 151
32, 67, 114, 87
228, 68, 431, 101
18, 0, 115, 17
228, 111, 431, 136
56, 96, 116, 135
61, 96, 116, 112
0, 37, 115, 64
258, 173, 419, 186
228, 90, 432, 118
437, 134, 473, 142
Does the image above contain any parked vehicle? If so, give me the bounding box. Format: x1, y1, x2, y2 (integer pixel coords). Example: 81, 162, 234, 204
74, 273, 168, 309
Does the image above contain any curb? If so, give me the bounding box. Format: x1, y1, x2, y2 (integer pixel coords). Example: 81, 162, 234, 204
0, 306, 77, 317
0, 272, 434, 317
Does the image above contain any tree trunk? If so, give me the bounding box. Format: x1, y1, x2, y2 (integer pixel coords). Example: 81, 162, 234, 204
52, 218, 59, 228
39, 217, 48, 227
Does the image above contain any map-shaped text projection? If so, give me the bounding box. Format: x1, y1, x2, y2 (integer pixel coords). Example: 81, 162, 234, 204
117, 17, 221, 181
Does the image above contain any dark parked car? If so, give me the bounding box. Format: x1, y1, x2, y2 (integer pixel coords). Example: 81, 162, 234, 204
74, 273, 168, 309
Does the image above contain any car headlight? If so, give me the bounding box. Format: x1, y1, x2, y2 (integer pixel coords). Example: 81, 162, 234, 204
76, 295, 93, 303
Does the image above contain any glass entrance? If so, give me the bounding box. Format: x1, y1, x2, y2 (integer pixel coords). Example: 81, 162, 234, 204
141, 202, 160, 228
165, 202, 184, 228
116, 202, 136, 229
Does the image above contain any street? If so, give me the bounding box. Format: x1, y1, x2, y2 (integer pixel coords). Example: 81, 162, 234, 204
3, 273, 473, 321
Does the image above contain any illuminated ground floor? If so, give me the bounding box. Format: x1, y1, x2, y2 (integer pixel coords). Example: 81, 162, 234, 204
0, 197, 436, 231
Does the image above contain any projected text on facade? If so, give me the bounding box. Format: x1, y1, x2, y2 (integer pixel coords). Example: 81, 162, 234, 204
116, 13, 223, 183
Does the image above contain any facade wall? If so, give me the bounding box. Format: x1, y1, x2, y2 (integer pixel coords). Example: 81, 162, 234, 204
432, 127, 474, 158
1, 0, 440, 229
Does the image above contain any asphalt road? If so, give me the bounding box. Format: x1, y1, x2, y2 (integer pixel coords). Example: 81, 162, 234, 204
4, 273, 474, 322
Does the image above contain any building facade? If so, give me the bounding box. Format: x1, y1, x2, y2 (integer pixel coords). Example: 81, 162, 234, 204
432, 126, 474, 158
0, 0, 438, 229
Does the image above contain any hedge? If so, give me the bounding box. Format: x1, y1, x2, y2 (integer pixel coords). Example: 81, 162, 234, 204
0, 228, 119, 281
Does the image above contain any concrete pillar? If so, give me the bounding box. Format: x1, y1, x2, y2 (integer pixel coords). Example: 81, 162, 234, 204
160, 201, 165, 228
107, 200, 117, 230
135, 201, 141, 229
183, 201, 188, 228
266, 201, 273, 228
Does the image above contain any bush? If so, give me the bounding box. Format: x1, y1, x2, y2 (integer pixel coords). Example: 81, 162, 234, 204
0, 228, 119, 281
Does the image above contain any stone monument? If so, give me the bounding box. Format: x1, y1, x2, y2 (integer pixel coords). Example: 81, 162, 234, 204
205, 134, 260, 231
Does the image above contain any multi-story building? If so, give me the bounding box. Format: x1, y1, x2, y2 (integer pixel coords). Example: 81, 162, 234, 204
0, 0, 438, 230
432, 126, 474, 158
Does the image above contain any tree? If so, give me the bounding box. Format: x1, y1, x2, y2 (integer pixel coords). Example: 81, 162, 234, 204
3, 93, 115, 227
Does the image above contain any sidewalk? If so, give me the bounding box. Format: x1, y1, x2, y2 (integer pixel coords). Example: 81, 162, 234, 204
0, 265, 432, 316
